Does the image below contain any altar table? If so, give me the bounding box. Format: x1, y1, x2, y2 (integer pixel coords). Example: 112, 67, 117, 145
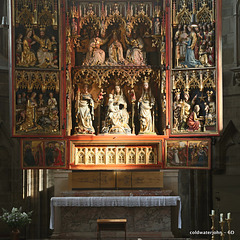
50, 196, 181, 230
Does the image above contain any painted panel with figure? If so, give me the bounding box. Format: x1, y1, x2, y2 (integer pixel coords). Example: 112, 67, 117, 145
165, 139, 210, 169
21, 139, 67, 169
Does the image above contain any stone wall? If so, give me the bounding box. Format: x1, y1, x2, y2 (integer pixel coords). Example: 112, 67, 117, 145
212, 1, 240, 240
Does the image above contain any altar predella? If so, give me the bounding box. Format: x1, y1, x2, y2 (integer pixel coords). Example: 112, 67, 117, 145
12, 0, 221, 169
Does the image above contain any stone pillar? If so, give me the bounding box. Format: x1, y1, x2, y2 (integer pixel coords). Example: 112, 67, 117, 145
52, 170, 72, 236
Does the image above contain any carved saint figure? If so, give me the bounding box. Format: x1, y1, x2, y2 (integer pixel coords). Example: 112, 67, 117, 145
187, 104, 201, 131
48, 92, 59, 132
103, 85, 131, 134
126, 30, 146, 66
154, 17, 161, 35
173, 91, 181, 131
205, 91, 216, 126
20, 92, 42, 132
181, 26, 202, 68
138, 81, 155, 134
107, 31, 128, 65
33, 30, 55, 68
16, 33, 23, 64
75, 84, 95, 134
83, 30, 108, 66
19, 30, 36, 67
179, 92, 197, 130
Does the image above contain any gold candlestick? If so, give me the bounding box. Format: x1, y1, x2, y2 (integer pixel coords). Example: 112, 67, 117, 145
219, 219, 225, 240
209, 213, 215, 240
226, 218, 232, 240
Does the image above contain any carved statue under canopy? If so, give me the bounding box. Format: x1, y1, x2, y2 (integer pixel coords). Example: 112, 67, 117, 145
83, 30, 109, 66
75, 84, 95, 134
102, 84, 131, 134
126, 30, 146, 66
106, 31, 128, 65
138, 80, 155, 134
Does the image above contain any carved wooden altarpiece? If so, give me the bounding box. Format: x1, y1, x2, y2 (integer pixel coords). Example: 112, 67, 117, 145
11, 0, 222, 169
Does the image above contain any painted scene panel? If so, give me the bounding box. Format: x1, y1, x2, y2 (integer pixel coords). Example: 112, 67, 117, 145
22, 140, 67, 169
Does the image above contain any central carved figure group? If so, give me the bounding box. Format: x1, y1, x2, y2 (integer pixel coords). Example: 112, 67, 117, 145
74, 81, 155, 135
82, 30, 146, 66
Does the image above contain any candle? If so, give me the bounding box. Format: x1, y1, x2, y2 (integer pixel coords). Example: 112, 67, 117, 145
220, 213, 223, 221
211, 210, 215, 215
227, 212, 231, 219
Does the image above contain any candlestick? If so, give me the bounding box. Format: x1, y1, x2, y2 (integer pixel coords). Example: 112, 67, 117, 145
209, 210, 215, 240
219, 215, 225, 240
225, 217, 232, 240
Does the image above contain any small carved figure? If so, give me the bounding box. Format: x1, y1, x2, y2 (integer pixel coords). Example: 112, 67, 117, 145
75, 84, 95, 134
205, 91, 216, 126
179, 92, 197, 130
71, 18, 78, 36
33, 29, 55, 68
37, 93, 51, 128
187, 104, 201, 131
107, 31, 128, 65
83, 30, 109, 66
48, 92, 59, 132
19, 92, 42, 132
207, 41, 214, 66
97, 88, 106, 102
19, 29, 36, 67
51, 36, 58, 67
174, 24, 182, 67
17, 93, 22, 105
126, 30, 146, 66
129, 89, 136, 102
16, 33, 23, 64
199, 40, 210, 66
154, 17, 161, 35
173, 90, 181, 130
22, 92, 27, 105
138, 80, 155, 134
181, 26, 202, 68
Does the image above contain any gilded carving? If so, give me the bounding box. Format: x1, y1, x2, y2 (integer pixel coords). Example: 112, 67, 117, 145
15, 0, 59, 69
172, 0, 215, 69
171, 69, 217, 134
15, 70, 61, 135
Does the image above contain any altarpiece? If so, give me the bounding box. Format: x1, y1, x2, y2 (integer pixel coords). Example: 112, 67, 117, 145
11, 0, 222, 170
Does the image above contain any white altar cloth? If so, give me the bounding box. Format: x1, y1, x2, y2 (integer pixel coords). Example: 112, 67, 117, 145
50, 196, 181, 230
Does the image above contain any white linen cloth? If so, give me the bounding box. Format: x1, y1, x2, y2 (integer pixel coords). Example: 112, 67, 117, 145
50, 196, 181, 230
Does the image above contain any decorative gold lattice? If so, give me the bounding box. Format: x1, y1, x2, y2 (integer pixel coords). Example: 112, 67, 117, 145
15, 70, 60, 93
17, 6, 34, 25
72, 66, 161, 89
197, 2, 213, 23
175, 3, 192, 25
172, 68, 215, 91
